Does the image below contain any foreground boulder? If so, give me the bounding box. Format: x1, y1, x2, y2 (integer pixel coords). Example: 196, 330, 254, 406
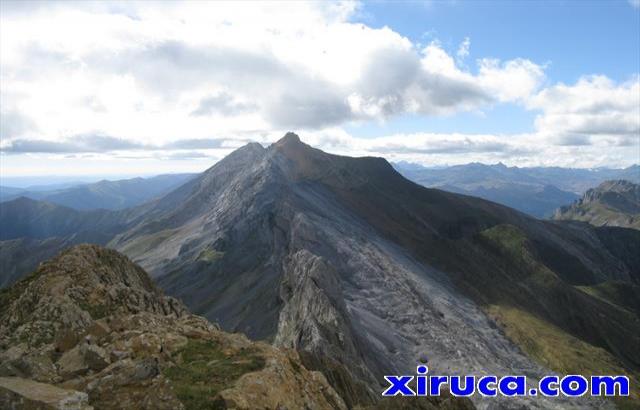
0, 377, 91, 410
0, 245, 346, 409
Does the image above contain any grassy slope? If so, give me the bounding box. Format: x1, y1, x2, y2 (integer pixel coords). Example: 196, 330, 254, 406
488, 305, 639, 409
119, 228, 178, 256
576, 281, 640, 316
480, 225, 640, 408
162, 338, 265, 409
558, 202, 640, 230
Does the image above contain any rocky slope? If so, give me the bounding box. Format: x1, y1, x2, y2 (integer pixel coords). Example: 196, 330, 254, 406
0, 245, 347, 409
553, 180, 640, 230
107, 134, 637, 409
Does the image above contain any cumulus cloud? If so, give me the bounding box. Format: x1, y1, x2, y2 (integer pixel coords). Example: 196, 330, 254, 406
191, 93, 256, 117
528, 75, 640, 145
347, 42, 544, 119
0, 0, 636, 171
0, 1, 547, 142
0, 111, 37, 139
456, 37, 470, 61
478, 58, 546, 102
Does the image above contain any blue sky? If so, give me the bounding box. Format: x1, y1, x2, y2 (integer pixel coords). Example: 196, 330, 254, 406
0, 0, 638, 177
357, 1, 638, 82
346, 0, 640, 137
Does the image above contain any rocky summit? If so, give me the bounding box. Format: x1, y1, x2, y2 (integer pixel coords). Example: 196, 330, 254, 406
0, 245, 348, 409
554, 179, 640, 230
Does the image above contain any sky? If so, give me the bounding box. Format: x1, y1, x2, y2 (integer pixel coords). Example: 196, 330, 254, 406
1, 0, 639, 177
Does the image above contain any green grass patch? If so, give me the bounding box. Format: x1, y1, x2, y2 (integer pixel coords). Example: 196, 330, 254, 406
479, 224, 559, 285
488, 305, 640, 406
162, 338, 265, 409
576, 281, 640, 315
480, 224, 529, 260
120, 228, 177, 256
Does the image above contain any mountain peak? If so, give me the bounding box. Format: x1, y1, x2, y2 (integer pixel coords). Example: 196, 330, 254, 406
275, 132, 302, 146
553, 179, 640, 228
0, 244, 186, 321
597, 179, 638, 193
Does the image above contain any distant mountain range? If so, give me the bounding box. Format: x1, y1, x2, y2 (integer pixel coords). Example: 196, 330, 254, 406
394, 162, 640, 218
554, 180, 640, 230
0, 196, 151, 284
5, 161, 637, 219
0, 173, 196, 211
1, 133, 638, 408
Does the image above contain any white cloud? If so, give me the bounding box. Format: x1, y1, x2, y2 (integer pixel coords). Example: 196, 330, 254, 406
346, 41, 545, 119
0, 1, 545, 142
478, 58, 546, 102
456, 36, 470, 61
527, 75, 640, 145
0, 0, 636, 173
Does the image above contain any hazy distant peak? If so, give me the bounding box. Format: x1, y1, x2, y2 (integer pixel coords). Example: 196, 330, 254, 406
9, 196, 57, 210
238, 141, 266, 154
596, 179, 639, 193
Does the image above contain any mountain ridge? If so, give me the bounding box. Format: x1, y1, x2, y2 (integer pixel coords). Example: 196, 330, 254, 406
395, 161, 639, 217
1, 134, 639, 408
110, 134, 639, 408
553, 180, 640, 230
0, 244, 351, 409
0, 173, 196, 211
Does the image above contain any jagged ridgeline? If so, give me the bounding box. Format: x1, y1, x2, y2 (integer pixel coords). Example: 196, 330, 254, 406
0, 245, 350, 409
0, 245, 472, 409
1, 133, 639, 409
553, 180, 640, 230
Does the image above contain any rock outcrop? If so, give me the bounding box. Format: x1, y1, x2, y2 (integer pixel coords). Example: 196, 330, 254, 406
0, 377, 91, 410
0, 245, 346, 409
554, 179, 640, 229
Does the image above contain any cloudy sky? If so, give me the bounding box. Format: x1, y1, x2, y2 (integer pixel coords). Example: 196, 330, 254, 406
1, 0, 639, 177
